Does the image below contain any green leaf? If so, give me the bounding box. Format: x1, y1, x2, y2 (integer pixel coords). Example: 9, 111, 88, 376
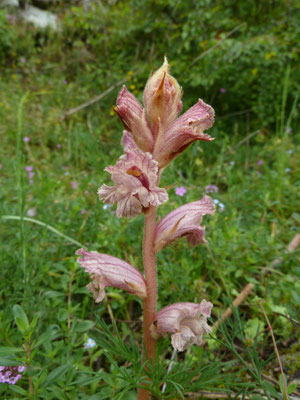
74, 320, 94, 332
0, 347, 23, 357
13, 304, 29, 333
263, 379, 280, 399
0, 357, 21, 366
40, 364, 69, 388
9, 385, 28, 396
288, 383, 297, 395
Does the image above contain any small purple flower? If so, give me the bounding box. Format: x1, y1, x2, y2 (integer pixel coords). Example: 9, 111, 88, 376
28, 172, 35, 179
71, 181, 78, 190
220, 88, 226, 93
286, 127, 291, 134
175, 186, 187, 197
29, 180, 34, 185
25, 166, 33, 172
85, 190, 89, 195
23, 136, 30, 142
63, 79, 68, 84
81, 209, 86, 214
0, 164, 2, 170
205, 184, 219, 194
56, 143, 61, 148
7, 15, 16, 24
257, 160, 263, 166
20, 57, 27, 64
0, 366, 26, 385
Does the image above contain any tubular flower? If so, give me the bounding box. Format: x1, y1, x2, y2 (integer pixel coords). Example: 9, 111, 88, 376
114, 86, 154, 153
154, 196, 215, 252
76, 249, 147, 302
150, 300, 213, 352
98, 131, 168, 218
143, 56, 183, 135
153, 99, 215, 168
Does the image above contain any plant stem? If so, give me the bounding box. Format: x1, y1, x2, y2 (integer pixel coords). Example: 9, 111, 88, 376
137, 206, 157, 400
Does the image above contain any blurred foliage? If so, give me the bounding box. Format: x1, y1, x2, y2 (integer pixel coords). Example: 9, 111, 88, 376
0, 0, 299, 130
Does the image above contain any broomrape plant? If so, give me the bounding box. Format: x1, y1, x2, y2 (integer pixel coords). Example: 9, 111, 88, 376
76, 57, 216, 399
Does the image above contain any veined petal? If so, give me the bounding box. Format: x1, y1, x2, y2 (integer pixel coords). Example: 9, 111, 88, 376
150, 300, 213, 351
143, 57, 183, 135
115, 86, 154, 152
154, 196, 215, 252
153, 99, 215, 168
76, 249, 147, 301
98, 132, 168, 218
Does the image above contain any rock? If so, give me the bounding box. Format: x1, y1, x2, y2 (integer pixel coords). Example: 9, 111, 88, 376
20, 5, 59, 29
0, 0, 19, 7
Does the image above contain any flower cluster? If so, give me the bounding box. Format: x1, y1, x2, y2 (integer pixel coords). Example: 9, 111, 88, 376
0, 366, 26, 385
77, 58, 215, 354
25, 166, 34, 185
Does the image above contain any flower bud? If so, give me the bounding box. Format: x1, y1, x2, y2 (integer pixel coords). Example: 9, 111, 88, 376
143, 57, 182, 135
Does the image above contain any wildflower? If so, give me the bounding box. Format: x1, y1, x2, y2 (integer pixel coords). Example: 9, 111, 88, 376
213, 198, 225, 211
102, 204, 110, 210
114, 58, 214, 168
286, 127, 291, 134
230, 161, 235, 166
76, 249, 147, 302
204, 184, 218, 194
56, 143, 61, 148
28, 172, 34, 179
63, 79, 68, 84
0, 366, 26, 385
29, 180, 34, 185
285, 168, 291, 173
81, 209, 86, 214
71, 181, 78, 190
7, 15, 16, 24
0, 164, 2, 169
25, 166, 33, 172
26, 207, 37, 217
154, 196, 215, 252
150, 300, 213, 352
84, 338, 96, 349
23, 136, 30, 142
220, 88, 226, 93
175, 186, 187, 197
85, 190, 89, 195
257, 160, 263, 166
20, 57, 26, 64
98, 132, 168, 218
286, 149, 293, 155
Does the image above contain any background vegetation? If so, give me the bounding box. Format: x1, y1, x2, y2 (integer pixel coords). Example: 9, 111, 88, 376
0, 0, 299, 398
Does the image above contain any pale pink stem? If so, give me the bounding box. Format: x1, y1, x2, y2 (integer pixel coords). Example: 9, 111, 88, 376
137, 206, 157, 400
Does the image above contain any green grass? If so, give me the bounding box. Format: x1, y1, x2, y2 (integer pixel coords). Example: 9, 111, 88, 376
0, 43, 299, 400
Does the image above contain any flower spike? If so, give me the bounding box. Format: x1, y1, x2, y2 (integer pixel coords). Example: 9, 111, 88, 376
98, 131, 168, 218
150, 300, 213, 352
154, 196, 215, 252
76, 249, 147, 302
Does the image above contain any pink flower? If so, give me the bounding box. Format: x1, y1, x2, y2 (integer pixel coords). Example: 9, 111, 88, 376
150, 300, 213, 352
76, 249, 147, 302
114, 58, 215, 168
257, 160, 263, 166
23, 136, 30, 142
28, 172, 34, 179
153, 99, 215, 167
25, 166, 33, 172
220, 88, 226, 93
114, 86, 154, 153
154, 196, 215, 252
0, 164, 2, 169
98, 132, 168, 218
71, 181, 78, 190
175, 186, 186, 197
204, 184, 219, 193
